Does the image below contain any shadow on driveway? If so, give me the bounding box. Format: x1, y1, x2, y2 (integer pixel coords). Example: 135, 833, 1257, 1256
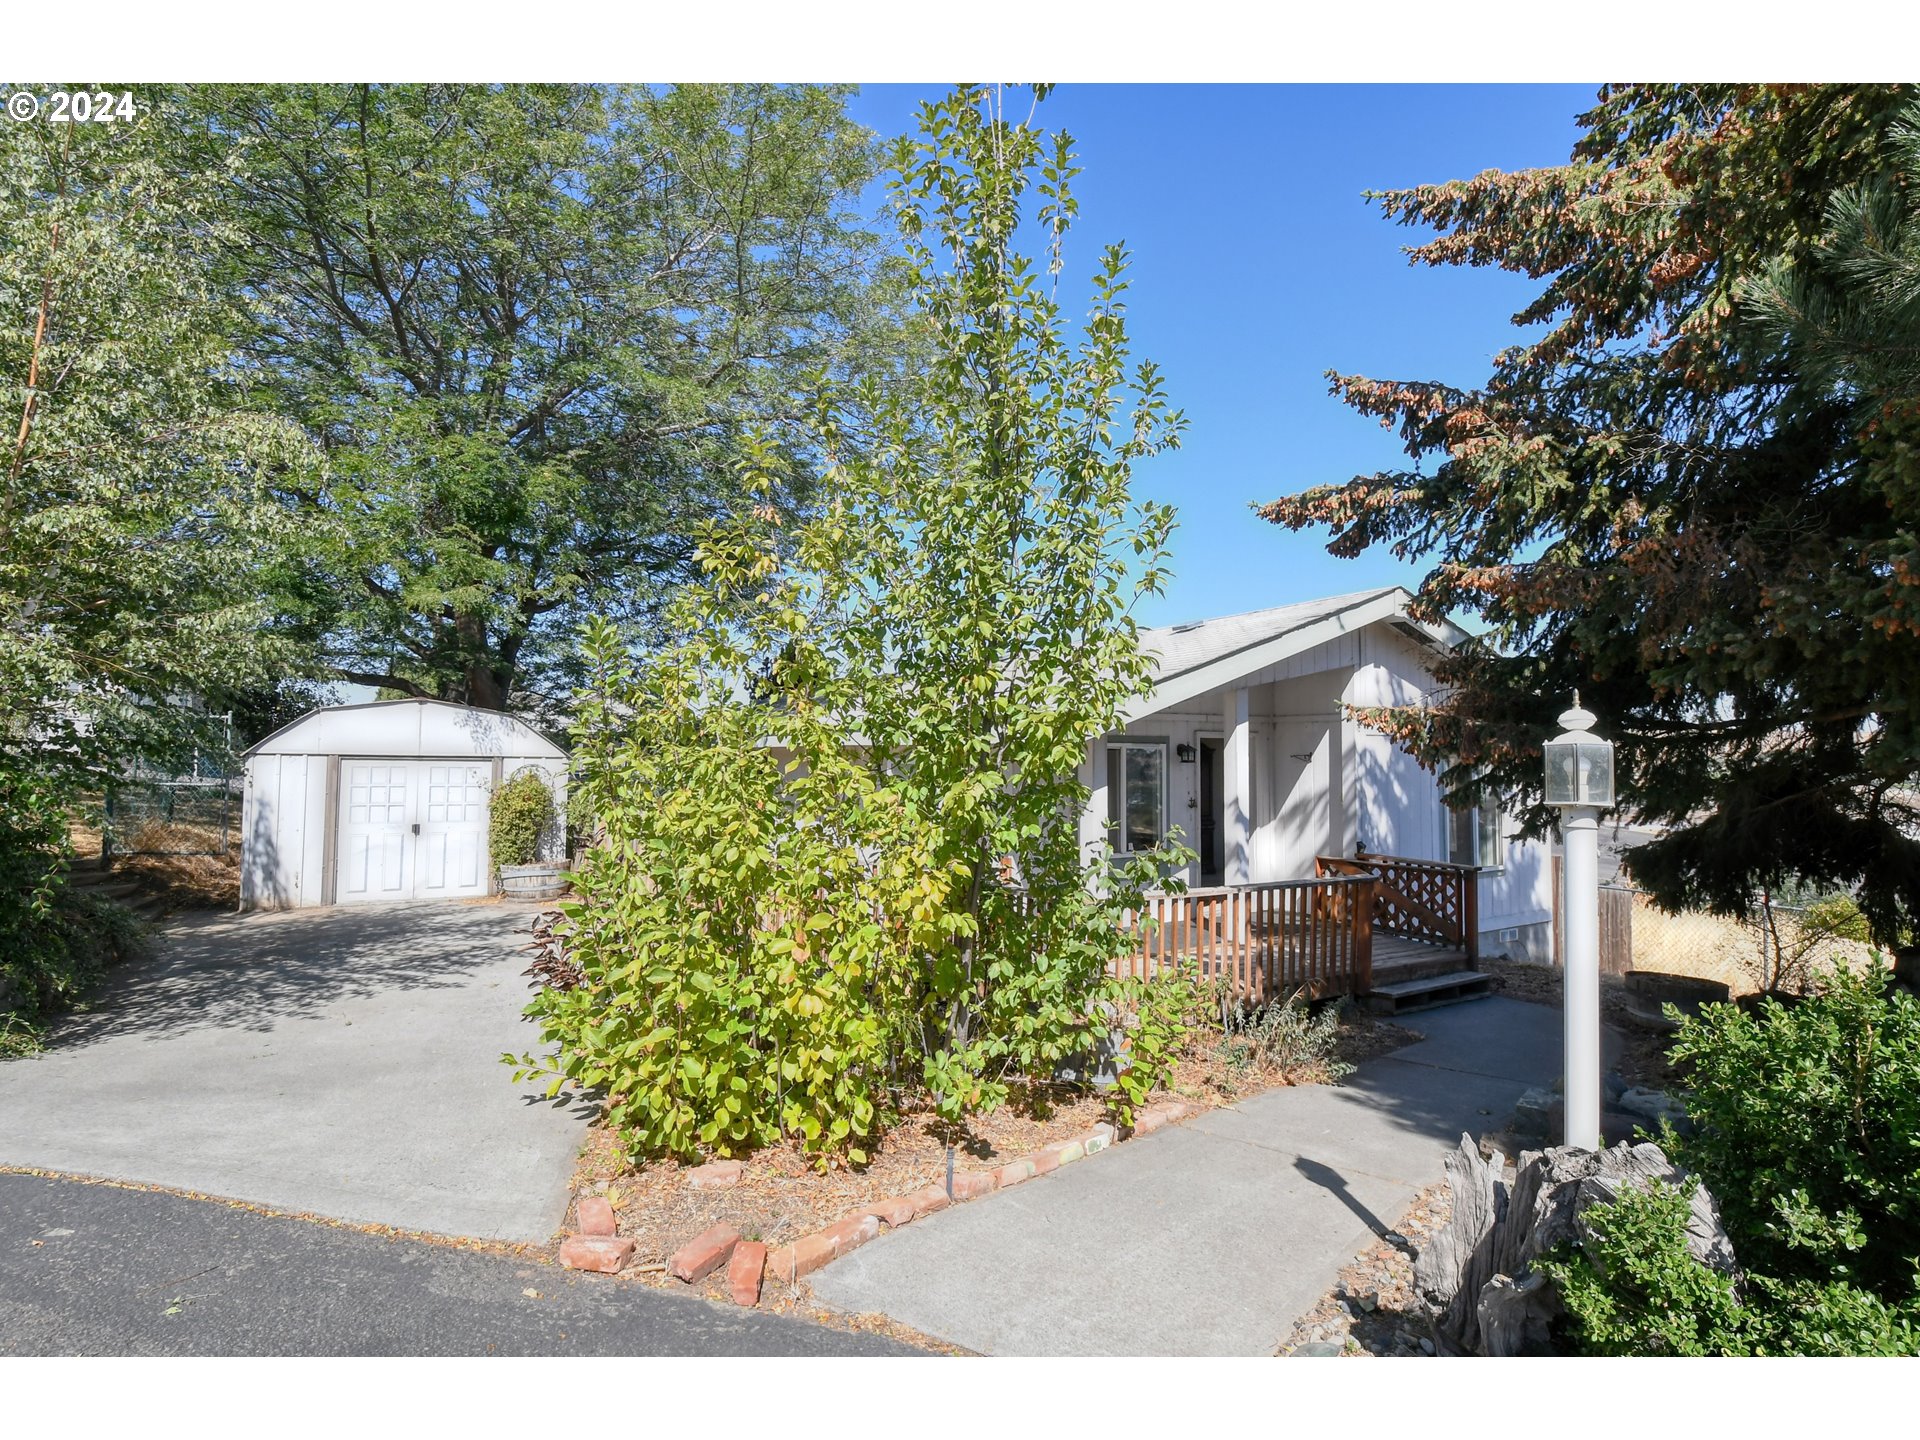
1, 901, 594, 1242
50, 903, 535, 1048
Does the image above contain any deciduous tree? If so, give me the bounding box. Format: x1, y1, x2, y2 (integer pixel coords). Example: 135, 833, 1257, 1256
191, 83, 892, 715
516, 85, 1191, 1160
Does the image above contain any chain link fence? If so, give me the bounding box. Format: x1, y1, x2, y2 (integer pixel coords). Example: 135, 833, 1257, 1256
1565, 879, 1877, 997
99, 716, 240, 860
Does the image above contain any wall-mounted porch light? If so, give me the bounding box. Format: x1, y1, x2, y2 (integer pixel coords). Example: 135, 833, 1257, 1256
1175, 743, 1197, 763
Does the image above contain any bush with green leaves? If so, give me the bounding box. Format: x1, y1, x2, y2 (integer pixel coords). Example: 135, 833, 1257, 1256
489, 770, 556, 869
1667, 962, 1920, 1303
1, 879, 150, 1058
508, 86, 1192, 1163
1108, 966, 1201, 1117
1541, 1180, 1920, 1356
1538, 1182, 1750, 1356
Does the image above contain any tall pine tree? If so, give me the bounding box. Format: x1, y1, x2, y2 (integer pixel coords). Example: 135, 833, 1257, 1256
1261, 85, 1920, 941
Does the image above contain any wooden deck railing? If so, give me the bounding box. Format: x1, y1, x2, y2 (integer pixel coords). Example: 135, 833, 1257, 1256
1315, 849, 1479, 960
1117, 875, 1377, 1000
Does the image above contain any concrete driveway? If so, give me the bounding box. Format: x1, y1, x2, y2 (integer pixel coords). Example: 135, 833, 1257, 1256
0, 902, 588, 1243
810, 998, 1605, 1355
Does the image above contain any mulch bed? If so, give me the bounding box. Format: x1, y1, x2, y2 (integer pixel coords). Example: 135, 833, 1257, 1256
568, 1087, 1113, 1277
569, 1001, 1426, 1324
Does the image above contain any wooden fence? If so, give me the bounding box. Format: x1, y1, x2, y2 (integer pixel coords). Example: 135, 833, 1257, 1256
1117, 875, 1377, 1000
1317, 849, 1479, 960
1549, 857, 1633, 975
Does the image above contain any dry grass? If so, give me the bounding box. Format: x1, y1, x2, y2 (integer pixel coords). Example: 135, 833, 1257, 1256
65, 814, 237, 912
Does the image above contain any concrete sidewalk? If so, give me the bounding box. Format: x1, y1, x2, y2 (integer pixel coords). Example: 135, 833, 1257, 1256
810, 997, 1592, 1355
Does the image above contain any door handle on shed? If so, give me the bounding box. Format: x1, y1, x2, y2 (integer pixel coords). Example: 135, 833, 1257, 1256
411, 823, 420, 835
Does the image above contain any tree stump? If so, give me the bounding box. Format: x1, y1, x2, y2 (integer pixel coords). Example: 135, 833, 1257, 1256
1413, 1133, 1736, 1355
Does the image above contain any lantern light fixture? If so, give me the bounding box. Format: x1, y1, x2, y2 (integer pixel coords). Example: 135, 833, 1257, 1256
1544, 695, 1614, 809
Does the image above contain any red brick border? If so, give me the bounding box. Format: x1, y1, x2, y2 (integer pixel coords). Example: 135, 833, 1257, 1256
557, 1098, 1209, 1295
751, 1100, 1203, 1303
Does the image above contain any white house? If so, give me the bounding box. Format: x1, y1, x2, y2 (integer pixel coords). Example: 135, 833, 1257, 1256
1082, 587, 1554, 964
239, 699, 567, 910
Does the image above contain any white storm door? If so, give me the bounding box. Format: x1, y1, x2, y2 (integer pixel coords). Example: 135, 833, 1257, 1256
1272, 720, 1333, 878
413, 761, 491, 899
338, 761, 412, 903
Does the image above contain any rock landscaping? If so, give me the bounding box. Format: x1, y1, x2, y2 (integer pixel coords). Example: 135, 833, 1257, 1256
1278, 1173, 1459, 1357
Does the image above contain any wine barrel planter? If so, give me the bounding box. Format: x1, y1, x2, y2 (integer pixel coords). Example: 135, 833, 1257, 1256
498, 863, 568, 901
1622, 970, 1730, 1031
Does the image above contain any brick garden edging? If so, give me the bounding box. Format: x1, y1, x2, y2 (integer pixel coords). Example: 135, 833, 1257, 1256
556, 1097, 1208, 1301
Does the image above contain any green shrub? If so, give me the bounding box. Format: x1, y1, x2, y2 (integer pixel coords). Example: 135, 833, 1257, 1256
1, 882, 150, 1058
1668, 963, 1920, 1303
489, 769, 555, 869
1108, 966, 1200, 1118
1539, 1182, 1749, 1356
1540, 1182, 1920, 1356
1744, 1275, 1920, 1356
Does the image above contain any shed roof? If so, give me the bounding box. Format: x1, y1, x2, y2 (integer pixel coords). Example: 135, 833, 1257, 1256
244, 698, 566, 760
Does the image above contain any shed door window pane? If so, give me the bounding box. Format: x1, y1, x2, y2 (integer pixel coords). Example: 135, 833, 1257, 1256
1107, 743, 1165, 854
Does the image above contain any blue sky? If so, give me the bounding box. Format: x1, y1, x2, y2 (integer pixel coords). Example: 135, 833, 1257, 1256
842, 83, 1596, 628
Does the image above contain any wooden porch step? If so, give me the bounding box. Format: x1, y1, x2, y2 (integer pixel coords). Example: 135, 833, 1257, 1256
1363, 968, 1493, 1016
1369, 948, 1475, 985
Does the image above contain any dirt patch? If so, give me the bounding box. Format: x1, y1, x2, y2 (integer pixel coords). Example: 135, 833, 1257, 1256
1477, 957, 1677, 1091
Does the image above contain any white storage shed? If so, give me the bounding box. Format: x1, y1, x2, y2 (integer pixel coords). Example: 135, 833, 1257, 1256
239, 699, 567, 910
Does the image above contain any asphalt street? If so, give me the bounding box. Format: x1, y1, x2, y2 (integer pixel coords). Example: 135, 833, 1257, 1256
0, 1171, 918, 1356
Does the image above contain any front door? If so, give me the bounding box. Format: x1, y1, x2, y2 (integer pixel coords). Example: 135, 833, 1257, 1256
336, 759, 491, 904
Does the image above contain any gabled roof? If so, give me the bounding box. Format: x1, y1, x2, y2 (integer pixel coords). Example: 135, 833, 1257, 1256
1127, 586, 1465, 720
244, 698, 566, 760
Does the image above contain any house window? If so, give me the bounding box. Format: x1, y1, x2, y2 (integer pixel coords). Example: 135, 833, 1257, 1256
1447, 789, 1502, 870
1106, 741, 1166, 855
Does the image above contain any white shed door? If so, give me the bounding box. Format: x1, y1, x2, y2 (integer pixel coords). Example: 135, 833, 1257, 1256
414, 762, 490, 898
337, 759, 491, 904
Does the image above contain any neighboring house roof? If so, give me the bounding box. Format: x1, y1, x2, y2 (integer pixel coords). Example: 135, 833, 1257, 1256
1129, 586, 1465, 720
243, 698, 566, 761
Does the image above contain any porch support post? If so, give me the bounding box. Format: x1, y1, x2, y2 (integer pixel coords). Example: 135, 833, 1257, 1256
1081, 737, 1110, 871
1224, 687, 1252, 887
1325, 706, 1348, 859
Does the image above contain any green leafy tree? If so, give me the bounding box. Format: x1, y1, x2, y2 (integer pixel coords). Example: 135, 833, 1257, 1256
1, 94, 312, 1038
187, 83, 893, 715
1258, 85, 1920, 941
514, 85, 1191, 1160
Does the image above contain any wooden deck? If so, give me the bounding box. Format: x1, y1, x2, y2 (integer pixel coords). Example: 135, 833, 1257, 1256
1117, 851, 1481, 1001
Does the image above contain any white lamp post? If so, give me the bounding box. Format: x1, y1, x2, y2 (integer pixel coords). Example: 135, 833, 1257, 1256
1544, 695, 1614, 1151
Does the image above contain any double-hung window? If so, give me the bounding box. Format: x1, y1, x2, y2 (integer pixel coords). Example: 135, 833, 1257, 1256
1446, 787, 1503, 870
1106, 741, 1166, 855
